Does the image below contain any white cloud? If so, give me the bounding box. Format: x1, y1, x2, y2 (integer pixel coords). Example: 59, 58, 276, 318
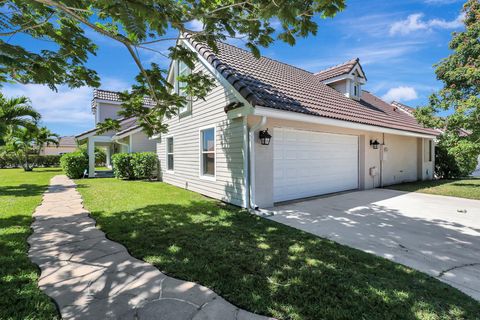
389, 13, 464, 36
382, 86, 418, 102
1, 78, 130, 128
186, 20, 204, 32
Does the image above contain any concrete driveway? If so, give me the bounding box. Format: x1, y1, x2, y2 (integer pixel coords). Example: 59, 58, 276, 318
269, 189, 480, 301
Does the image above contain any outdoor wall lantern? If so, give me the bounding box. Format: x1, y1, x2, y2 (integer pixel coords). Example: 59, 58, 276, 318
259, 129, 272, 145
370, 139, 380, 149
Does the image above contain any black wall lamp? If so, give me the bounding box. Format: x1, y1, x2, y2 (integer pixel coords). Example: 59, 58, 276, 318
259, 129, 272, 145
370, 139, 380, 149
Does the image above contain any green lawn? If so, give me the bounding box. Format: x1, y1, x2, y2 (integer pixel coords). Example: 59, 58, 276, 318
76, 178, 480, 320
387, 178, 480, 200
0, 168, 61, 320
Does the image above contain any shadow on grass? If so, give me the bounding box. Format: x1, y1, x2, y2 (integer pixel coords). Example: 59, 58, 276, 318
0, 184, 49, 197
83, 196, 480, 320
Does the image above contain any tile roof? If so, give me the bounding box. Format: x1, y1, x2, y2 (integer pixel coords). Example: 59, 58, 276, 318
57, 136, 77, 147
314, 58, 360, 82
92, 89, 156, 106
186, 37, 437, 136
75, 117, 138, 140
391, 101, 415, 116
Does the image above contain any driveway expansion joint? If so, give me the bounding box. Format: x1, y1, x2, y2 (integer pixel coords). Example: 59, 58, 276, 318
438, 262, 480, 278
29, 175, 275, 320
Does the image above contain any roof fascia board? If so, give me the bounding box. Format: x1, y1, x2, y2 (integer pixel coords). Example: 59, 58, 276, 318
181, 39, 254, 108
113, 126, 143, 140
227, 105, 254, 119
253, 106, 436, 139
93, 99, 123, 105
322, 74, 354, 85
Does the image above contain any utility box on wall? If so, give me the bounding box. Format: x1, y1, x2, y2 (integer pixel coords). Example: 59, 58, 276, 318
381, 146, 388, 161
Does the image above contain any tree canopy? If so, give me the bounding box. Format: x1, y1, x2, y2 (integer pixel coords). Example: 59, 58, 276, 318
415, 0, 480, 177
0, 0, 345, 135
0, 93, 40, 144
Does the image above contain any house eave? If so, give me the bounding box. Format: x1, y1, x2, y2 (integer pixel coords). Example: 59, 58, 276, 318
253, 106, 437, 139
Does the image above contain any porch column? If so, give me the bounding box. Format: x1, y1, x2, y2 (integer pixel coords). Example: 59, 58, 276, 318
105, 146, 111, 168
87, 137, 95, 178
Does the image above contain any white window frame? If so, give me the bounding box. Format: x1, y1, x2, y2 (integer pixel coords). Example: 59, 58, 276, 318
165, 135, 174, 173
199, 126, 216, 181
176, 60, 192, 116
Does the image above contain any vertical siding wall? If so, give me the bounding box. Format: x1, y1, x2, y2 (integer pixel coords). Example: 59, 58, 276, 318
157, 62, 246, 207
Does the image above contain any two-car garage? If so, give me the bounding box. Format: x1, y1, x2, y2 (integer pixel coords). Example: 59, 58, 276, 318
272, 128, 359, 202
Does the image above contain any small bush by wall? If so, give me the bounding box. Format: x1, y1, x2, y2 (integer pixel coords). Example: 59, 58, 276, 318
132, 152, 158, 180
112, 152, 158, 180
60, 152, 88, 179
111, 153, 135, 179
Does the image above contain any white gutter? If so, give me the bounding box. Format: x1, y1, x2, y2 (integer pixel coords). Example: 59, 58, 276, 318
242, 117, 250, 208
253, 106, 437, 139
248, 116, 267, 210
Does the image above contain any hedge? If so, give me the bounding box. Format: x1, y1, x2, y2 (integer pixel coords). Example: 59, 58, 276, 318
60, 152, 88, 179
112, 152, 158, 180
0, 154, 61, 168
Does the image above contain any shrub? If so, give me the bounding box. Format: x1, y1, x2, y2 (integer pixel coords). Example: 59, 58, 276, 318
132, 152, 158, 180
435, 139, 480, 179
60, 152, 88, 179
112, 152, 158, 180
36, 155, 61, 167
78, 145, 107, 166
111, 153, 135, 179
0, 154, 19, 168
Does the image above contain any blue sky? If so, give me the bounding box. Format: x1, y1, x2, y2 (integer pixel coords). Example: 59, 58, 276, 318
2, 0, 466, 136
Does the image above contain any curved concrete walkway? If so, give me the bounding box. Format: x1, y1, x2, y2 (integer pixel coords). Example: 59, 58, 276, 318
28, 175, 274, 320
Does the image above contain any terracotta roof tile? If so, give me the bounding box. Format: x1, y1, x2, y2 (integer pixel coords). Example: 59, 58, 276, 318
314, 58, 360, 82
92, 89, 156, 106
391, 101, 415, 116
186, 37, 437, 136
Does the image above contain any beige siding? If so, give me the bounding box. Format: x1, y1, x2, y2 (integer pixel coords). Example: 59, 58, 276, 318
157, 61, 246, 207
130, 131, 156, 153
249, 116, 434, 207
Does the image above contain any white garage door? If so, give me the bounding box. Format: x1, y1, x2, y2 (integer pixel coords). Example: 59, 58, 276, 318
273, 128, 359, 202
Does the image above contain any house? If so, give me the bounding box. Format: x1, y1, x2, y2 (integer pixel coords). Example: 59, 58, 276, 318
75, 89, 157, 177
40, 136, 77, 155
153, 36, 439, 209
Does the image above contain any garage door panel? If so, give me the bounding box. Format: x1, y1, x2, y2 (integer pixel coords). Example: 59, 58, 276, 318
273, 128, 358, 202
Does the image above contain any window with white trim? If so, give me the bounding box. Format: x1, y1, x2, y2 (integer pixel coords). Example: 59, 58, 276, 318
176, 60, 192, 115
200, 127, 215, 177
428, 140, 432, 162
166, 137, 174, 171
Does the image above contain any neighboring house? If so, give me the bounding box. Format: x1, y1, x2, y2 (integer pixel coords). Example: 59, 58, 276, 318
154, 36, 439, 209
75, 89, 157, 177
40, 136, 77, 155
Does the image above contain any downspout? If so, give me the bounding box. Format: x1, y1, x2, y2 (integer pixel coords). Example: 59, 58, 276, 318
242, 117, 250, 208
248, 115, 267, 210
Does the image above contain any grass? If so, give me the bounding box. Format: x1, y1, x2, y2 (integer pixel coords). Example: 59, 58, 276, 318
387, 177, 480, 200
76, 178, 480, 320
0, 168, 61, 320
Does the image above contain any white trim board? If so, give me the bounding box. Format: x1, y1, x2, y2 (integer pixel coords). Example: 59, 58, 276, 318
253, 106, 436, 139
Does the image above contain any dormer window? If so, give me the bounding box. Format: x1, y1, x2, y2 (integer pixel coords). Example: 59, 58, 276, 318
176, 60, 192, 115
353, 82, 361, 100
314, 58, 366, 101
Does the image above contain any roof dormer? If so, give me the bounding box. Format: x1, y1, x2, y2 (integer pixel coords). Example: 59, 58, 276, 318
314, 58, 367, 101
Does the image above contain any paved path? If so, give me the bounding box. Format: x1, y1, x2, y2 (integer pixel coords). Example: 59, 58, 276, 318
29, 175, 274, 320
270, 189, 480, 301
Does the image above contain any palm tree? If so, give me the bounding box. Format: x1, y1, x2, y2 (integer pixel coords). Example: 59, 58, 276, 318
34, 126, 60, 157
0, 93, 41, 145
4, 126, 59, 171
4, 127, 35, 171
